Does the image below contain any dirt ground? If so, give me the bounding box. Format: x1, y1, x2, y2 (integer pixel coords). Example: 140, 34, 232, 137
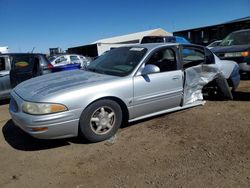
0, 81, 250, 188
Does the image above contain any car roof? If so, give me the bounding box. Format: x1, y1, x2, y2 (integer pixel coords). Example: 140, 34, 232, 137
142, 36, 186, 39
0, 53, 45, 56
232, 29, 250, 33
123, 43, 202, 51
134, 43, 176, 50
143, 35, 175, 38
50, 54, 82, 57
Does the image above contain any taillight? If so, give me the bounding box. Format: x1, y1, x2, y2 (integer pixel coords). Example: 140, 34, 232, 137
47, 63, 54, 69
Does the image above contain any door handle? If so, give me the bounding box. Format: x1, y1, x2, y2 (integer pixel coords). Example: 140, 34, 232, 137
172, 75, 181, 80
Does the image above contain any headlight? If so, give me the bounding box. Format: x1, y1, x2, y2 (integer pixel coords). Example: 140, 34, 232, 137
224, 51, 249, 57
22, 102, 67, 115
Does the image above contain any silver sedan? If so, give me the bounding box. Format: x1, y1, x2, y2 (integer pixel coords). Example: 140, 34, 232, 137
9, 43, 240, 142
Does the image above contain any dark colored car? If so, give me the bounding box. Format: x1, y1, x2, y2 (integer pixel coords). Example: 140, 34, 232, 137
211, 29, 250, 73
0, 53, 52, 99
207, 40, 222, 49
141, 36, 190, 44
9, 53, 52, 88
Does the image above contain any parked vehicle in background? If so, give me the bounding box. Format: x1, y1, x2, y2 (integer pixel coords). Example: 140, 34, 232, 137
0, 53, 51, 99
48, 54, 91, 72
0, 55, 11, 99
207, 40, 222, 49
211, 29, 250, 73
80, 56, 93, 67
141, 36, 190, 44
0, 46, 9, 54
9, 43, 239, 142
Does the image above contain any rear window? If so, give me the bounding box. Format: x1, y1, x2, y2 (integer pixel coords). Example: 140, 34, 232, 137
165, 37, 176, 43
182, 47, 205, 69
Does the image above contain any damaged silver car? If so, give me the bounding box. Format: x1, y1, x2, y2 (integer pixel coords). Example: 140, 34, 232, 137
9, 44, 240, 142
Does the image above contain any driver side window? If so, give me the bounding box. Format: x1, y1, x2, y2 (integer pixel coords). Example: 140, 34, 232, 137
145, 48, 177, 73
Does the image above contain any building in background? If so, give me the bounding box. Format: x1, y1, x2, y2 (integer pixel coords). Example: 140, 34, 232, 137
174, 16, 250, 45
0, 46, 9, 54
67, 28, 172, 57
49, 47, 62, 55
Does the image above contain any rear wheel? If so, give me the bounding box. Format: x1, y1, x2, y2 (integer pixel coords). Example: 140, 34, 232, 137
203, 79, 233, 100
79, 99, 122, 142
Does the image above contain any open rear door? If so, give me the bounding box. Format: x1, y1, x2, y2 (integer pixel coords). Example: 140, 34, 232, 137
0, 56, 11, 98
10, 54, 40, 88
181, 45, 233, 105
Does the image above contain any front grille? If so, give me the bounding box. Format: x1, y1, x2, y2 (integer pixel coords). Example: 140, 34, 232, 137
10, 97, 18, 113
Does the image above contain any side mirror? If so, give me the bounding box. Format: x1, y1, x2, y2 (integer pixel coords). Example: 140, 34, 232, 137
141, 64, 160, 75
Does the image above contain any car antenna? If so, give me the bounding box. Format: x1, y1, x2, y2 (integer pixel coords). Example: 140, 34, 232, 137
31, 47, 36, 53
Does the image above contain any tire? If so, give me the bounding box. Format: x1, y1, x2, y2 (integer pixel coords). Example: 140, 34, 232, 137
215, 77, 233, 100
79, 99, 122, 142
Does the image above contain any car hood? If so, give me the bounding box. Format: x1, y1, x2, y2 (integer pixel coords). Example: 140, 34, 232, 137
211, 44, 250, 53
14, 70, 117, 101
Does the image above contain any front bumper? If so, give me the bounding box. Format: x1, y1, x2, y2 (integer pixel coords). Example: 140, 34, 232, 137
9, 91, 82, 139
239, 62, 250, 72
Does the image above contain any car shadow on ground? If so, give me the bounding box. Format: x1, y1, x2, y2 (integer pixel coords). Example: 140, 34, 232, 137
232, 91, 250, 101
240, 73, 250, 80
2, 120, 89, 151
3, 89, 249, 151
204, 91, 250, 101
0, 99, 10, 106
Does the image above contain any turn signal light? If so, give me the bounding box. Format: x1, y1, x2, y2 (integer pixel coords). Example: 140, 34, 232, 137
31, 127, 48, 132
241, 51, 249, 57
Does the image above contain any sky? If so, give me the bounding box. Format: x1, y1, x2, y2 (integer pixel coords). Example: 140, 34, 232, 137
0, 0, 249, 53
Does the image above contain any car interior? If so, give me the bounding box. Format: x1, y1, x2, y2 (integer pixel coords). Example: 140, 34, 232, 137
182, 48, 205, 69
146, 48, 177, 72
0, 57, 6, 71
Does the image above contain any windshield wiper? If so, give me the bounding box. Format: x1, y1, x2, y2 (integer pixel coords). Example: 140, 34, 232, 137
87, 67, 96, 72
87, 67, 106, 74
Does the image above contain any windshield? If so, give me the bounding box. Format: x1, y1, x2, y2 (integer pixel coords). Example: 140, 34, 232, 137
220, 30, 250, 46
48, 56, 57, 62
87, 47, 147, 76
207, 41, 221, 47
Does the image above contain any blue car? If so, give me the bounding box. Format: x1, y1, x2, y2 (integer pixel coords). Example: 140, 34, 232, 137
51, 63, 81, 72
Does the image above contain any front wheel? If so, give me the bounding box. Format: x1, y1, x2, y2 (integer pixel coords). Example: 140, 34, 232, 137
79, 99, 122, 142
